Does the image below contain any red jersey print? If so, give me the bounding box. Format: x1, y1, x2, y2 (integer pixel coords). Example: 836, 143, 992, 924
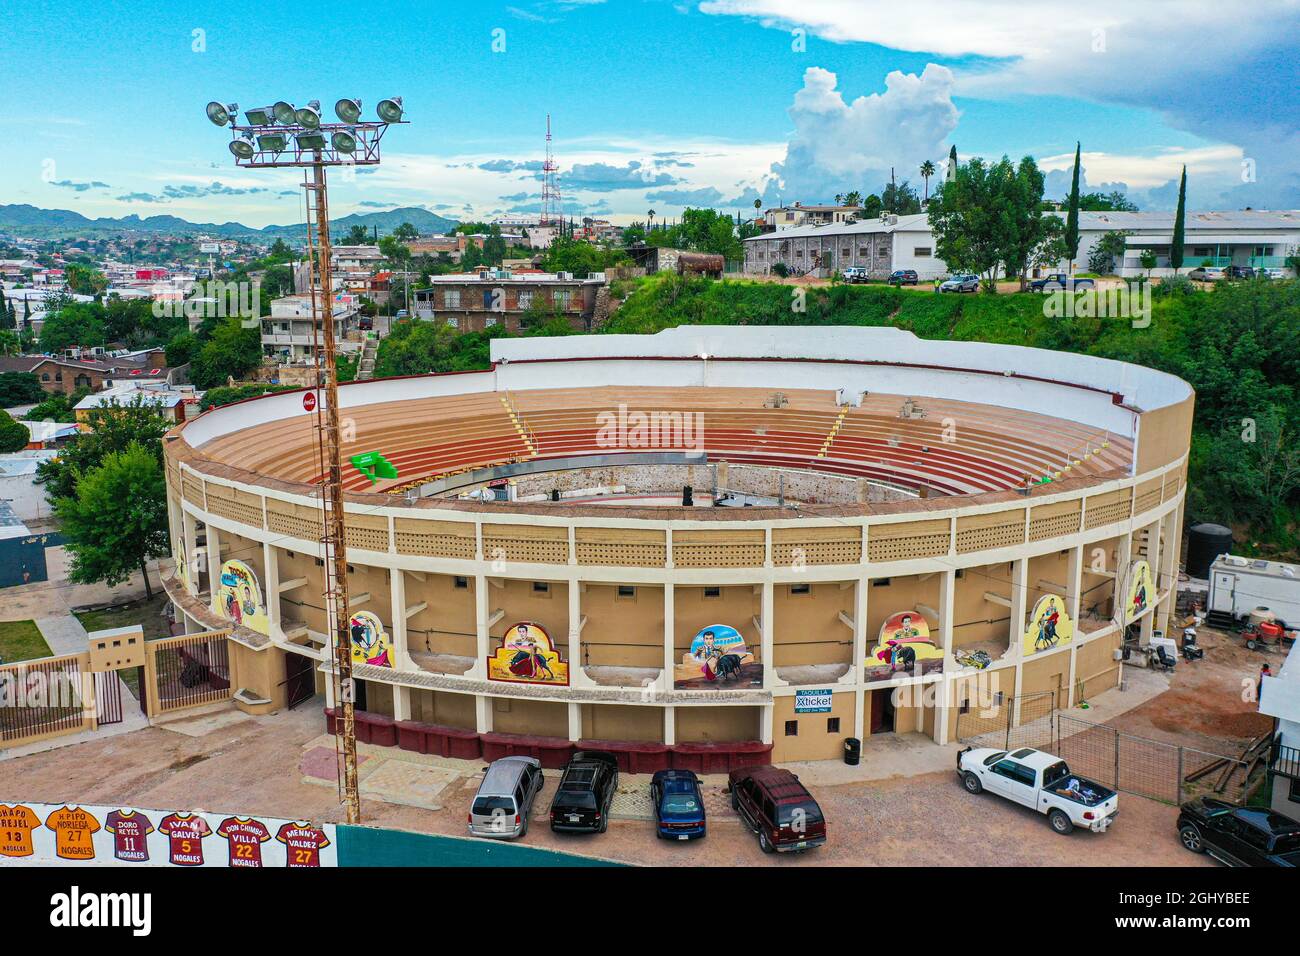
157, 812, 212, 866
216, 816, 271, 868
104, 810, 154, 862
275, 821, 331, 868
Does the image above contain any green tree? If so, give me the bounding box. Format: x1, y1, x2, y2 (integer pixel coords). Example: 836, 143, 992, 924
189, 317, 263, 389
55, 442, 169, 599
880, 180, 922, 214
1088, 230, 1132, 274
1139, 249, 1158, 279
39, 303, 107, 353
343, 224, 371, 245
165, 331, 197, 367
0, 371, 45, 406
35, 395, 171, 500
0, 409, 29, 452
64, 262, 108, 296
1170, 165, 1187, 274
1064, 142, 1082, 271
392, 222, 419, 241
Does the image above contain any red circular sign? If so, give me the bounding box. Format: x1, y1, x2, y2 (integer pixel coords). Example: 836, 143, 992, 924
303, 391, 317, 412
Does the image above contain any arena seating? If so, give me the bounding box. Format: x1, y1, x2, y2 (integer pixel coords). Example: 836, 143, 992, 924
196, 385, 1132, 498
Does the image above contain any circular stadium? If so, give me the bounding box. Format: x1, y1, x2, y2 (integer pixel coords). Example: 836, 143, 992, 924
162, 326, 1194, 767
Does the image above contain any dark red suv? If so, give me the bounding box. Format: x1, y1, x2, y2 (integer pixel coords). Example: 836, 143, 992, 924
727, 766, 826, 853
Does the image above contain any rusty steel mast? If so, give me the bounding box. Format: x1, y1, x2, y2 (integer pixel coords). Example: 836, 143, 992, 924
204, 96, 406, 824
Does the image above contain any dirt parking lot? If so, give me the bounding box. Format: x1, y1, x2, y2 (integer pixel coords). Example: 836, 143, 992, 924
0, 704, 1209, 867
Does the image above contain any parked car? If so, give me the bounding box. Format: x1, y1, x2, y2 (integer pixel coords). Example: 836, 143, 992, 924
1187, 266, 1226, 282
938, 274, 979, 293
727, 766, 826, 853
1226, 265, 1255, 280
1258, 267, 1288, 280
958, 746, 1118, 834
1028, 273, 1096, 292
842, 267, 870, 283
887, 269, 918, 286
651, 769, 706, 840
1177, 797, 1300, 866
549, 750, 619, 834
468, 756, 544, 840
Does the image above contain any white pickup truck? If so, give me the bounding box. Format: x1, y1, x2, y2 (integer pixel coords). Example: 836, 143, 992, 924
958, 746, 1119, 835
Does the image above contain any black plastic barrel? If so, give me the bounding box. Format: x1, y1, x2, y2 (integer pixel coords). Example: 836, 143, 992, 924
1186, 523, 1233, 579
843, 737, 861, 765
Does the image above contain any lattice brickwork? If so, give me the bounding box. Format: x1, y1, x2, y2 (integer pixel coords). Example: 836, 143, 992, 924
867, 520, 951, 562
956, 519, 1026, 554
266, 500, 324, 544
482, 523, 569, 565
394, 519, 476, 559
772, 526, 862, 566
1029, 507, 1081, 543
345, 515, 391, 553
672, 530, 766, 568
205, 486, 264, 529
1162, 472, 1182, 502
1084, 491, 1132, 530
181, 473, 205, 508
574, 527, 666, 567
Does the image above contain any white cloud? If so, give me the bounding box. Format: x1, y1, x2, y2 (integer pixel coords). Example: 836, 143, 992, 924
771, 65, 958, 200
698, 0, 1300, 206
1039, 145, 1243, 191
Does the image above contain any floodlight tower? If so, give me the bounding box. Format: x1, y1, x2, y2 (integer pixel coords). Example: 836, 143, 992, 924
204, 95, 406, 825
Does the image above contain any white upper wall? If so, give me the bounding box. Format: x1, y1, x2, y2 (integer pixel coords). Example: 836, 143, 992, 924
183, 326, 1191, 453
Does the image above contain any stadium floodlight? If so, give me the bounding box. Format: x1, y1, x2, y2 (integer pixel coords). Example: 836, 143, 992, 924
295, 100, 322, 129
257, 132, 288, 152
376, 97, 404, 123
229, 134, 255, 159
334, 98, 362, 123
244, 106, 274, 126
272, 100, 296, 125
330, 129, 357, 153
295, 131, 328, 151
205, 101, 237, 126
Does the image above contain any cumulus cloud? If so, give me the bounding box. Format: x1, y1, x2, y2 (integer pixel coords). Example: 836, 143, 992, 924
699, 0, 1300, 207
770, 65, 958, 202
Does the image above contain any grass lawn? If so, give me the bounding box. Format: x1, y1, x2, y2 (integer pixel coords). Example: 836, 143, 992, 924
0, 619, 54, 664
74, 592, 172, 641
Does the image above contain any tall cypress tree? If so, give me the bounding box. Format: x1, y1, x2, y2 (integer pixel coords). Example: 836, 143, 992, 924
1064, 142, 1082, 271
1170, 165, 1187, 274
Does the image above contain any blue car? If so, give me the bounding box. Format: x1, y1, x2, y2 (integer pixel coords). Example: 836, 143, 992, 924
651, 769, 706, 840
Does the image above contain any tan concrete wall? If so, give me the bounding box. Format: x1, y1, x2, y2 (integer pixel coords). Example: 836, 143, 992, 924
275, 548, 328, 635
579, 583, 664, 669
580, 704, 664, 742
490, 579, 570, 655
773, 582, 854, 667
1136, 394, 1194, 475
1020, 649, 1069, 701
772, 692, 854, 761
951, 564, 1013, 652
406, 572, 476, 658
228, 641, 287, 714
675, 705, 761, 743
360, 679, 395, 718
409, 688, 476, 729
491, 697, 568, 738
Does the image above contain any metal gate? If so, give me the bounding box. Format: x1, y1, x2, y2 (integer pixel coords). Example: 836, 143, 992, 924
284, 652, 317, 710
956, 690, 1058, 751
94, 671, 123, 726
0, 655, 87, 742
148, 632, 232, 713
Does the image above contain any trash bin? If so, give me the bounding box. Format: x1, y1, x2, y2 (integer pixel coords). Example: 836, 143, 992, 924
843, 737, 861, 766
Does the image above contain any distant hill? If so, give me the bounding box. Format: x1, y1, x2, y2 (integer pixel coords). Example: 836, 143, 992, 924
0, 203, 458, 240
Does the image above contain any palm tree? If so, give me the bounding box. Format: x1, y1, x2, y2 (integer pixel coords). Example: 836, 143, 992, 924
919, 160, 937, 201
647, 209, 656, 232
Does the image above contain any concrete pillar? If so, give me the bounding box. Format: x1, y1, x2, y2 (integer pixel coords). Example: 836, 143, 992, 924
392, 685, 411, 722
567, 702, 581, 742
848, 576, 868, 687
567, 581, 596, 688
664, 705, 676, 746
760, 703, 773, 745
263, 541, 281, 637
853, 687, 866, 742
206, 526, 222, 617
935, 569, 956, 744
761, 580, 776, 689
1008, 557, 1028, 657
181, 511, 199, 596
475, 694, 492, 734
389, 569, 415, 671
662, 584, 676, 693
471, 573, 490, 679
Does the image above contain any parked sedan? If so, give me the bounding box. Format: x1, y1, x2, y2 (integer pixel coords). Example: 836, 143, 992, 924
938, 274, 979, 293
887, 269, 918, 286
1188, 266, 1226, 282
651, 769, 706, 840
1226, 265, 1256, 280
1177, 797, 1300, 866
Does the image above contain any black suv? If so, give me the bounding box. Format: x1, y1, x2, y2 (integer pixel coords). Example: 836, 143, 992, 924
549, 751, 619, 834
887, 269, 918, 286
1177, 797, 1300, 866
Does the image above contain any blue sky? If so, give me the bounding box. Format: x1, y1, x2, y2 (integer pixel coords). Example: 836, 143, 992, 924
1, 0, 1296, 227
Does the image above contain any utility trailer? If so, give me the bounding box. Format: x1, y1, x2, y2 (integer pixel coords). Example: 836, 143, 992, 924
1206, 554, 1300, 629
